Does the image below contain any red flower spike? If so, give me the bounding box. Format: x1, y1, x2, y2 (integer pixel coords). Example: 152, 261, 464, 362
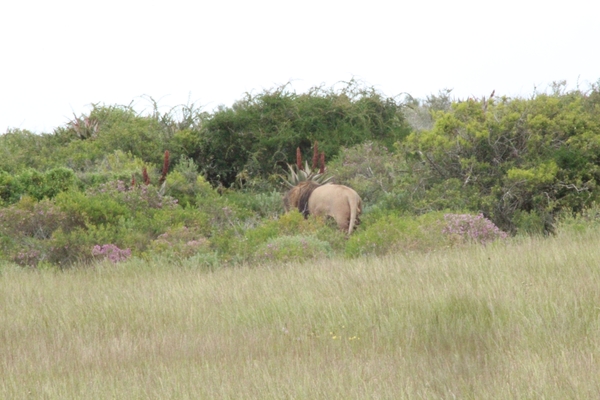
312, 141, 319, 170
142, 166, 150, 185
296, 147, 303, 170
159, 150, 170, 185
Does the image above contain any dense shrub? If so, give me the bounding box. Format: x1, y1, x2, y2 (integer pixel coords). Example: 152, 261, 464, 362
0, 171, 19, 205
0, 167, 77, 204
345, 212, 448, 258
209, 210, 341, 264
326, 142, 407, 205
0, 129, 61, 172
0, 197, 87, 267
61, 104, 172, 168
163, 156, 215, 208
196, 81, 411, 187
0, 197, 82, 240
76, 150, 149, 189
404, 84, 600, 232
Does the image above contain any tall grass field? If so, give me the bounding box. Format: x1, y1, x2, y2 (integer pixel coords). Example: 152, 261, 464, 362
2, 228, 600, 399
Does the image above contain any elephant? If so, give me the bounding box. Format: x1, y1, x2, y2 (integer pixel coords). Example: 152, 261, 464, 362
283, 181, 362, 235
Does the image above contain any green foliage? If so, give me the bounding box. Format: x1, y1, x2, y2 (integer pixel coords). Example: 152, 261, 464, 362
3, 82, 600, 268
327, 141, 408, 205
0, 167, 77, 205
0, 198, 82, 240
211, 210, 342, 264
404, 86, 600, 232
0, 198, 87, 267
0, 129, 62, 172
253, 235, 333, 264
241, 211, 323, 254
197, 81, 411, 187
41, 167, 77, 198
345, 212, 448, 258
0, 171, 19, 205
15, 169, 47, 201
163, 156, 215, 207
54, 189, 128, 227
66, 105, 171, 167
220, 189, 285, 219
511, 210, 547, 235
554, 202, 600, 234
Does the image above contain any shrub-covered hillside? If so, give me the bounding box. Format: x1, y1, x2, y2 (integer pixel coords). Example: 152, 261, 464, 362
1, 80, 599, 268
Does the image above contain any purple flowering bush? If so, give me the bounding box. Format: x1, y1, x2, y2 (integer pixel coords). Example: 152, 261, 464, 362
442, 213, 508, 245
92, 244, 132, 264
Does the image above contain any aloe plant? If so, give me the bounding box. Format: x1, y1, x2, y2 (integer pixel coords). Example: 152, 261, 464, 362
282, 161, 333, 188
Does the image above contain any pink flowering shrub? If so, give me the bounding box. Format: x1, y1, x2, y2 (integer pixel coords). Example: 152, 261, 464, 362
442, 213, 508, 245
14, 248, 43, 268
92, 244, 132, 263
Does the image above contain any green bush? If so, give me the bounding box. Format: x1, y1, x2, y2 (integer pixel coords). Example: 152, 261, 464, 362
74, 105, 170, 167
345, 212, 447, 258
196, 81, 411, 187
220, 189, 285, 219
0, 167, 78, 204
0, 197, 83, 240
210, 210, 336, 264
16, 169, 48, 201
54, 189, 128, 227
42, 167, 77, 197
0, 170, 20, 205
244, 211, 325, 246
555, 203, 600, 234
164, 156, 215, 208
0, 198, 89, 267
403, 85, 600, 232
511, 210, 548, 235
0, 129, 60, 172
75, 150, 149, 189
253, 234, 332, 264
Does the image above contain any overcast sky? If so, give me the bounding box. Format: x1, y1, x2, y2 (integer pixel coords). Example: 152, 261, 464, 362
1, 0, 598, 134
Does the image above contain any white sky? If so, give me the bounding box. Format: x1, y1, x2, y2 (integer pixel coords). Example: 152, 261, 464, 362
1, 0, 598, 134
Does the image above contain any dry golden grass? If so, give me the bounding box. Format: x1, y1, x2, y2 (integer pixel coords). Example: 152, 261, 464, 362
2, 229, 600, 399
